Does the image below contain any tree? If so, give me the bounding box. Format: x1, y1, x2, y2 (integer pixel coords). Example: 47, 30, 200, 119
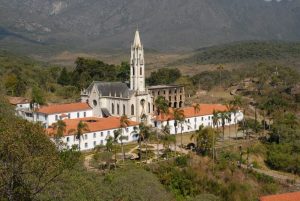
173, 108, 186, 152
217, 64, 224, 87
0, 116, 79, 201
51, 120, 67, 149
190, 125, 204, 149
31, 86, 46, 105
57, 67, 71, 86
219, 111, 230, 140
230, 96, 242, 139
160, 124, 175, 159
109, 129, 121, 168
120, 115, 130, 162
193, 103, 201, 129
195, 127, 217, 155
68, 121, 89, 151
132, 123, 152, 162
155, 96, 169, 117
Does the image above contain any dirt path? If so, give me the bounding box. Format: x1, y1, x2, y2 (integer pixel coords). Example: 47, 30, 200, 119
241, 164, 300, 190
84, 154, 102, 173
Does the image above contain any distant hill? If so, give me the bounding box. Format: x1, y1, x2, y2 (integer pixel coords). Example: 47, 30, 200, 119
0, 0, 300, 53
173, 41, 300, 65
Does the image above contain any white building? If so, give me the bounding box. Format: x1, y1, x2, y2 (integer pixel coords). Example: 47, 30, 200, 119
153, 104, 244, 135
34, 102, 93, 127
81, 30, 153, 123
7, 96, 33, 121
47, 117, 139, 151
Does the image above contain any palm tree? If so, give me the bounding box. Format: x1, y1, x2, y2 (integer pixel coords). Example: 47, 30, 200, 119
132, 123, 151, 162
219, 111, 230, 140
190, 124, 204, 150
212, 110, 220, 131
173, 108, 185, 154
68, 120, 89, 151
230, 96, 242, 139
226, 103, 233, 141
193, 103, 201, 129
120, 115, 130, 163
217, 64, 224, 87
106, 129, 121, 168
52, 120, 66, 148
155, 96, 169, 117
161, 124, 174, 159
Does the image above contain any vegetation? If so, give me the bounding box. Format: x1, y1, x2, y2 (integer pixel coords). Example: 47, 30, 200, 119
180, 41, 300, 65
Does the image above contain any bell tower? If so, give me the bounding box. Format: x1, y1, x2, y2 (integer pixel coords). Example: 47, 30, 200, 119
130, 29, 145, 92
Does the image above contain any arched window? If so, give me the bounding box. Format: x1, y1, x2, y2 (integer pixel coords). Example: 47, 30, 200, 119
148, 103, 150, 113
117, 104, 120, 115
112, 103, 115, 114
123, 104, 126, 115
140, 67, 142, 75
132, 67, 135, 75
131, 104, 135, 115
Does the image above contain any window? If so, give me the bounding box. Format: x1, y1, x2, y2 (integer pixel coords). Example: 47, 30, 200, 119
126, 128, 129, 133
84, 112, 86, 117
194, 118, 197, 122
175, 89, 177, 94
131, 104, 134, 115
140, 67, 142, 75
158, 91, 160, 96
112, 103, 115, 114
93, 133, 96, 138
101, 132, 103, 137
169, 96, 171, 101
85, 143, 88, 148
117, 104, 120, 115
85, 135, 88, 140
68, 113, 71, 119
132, 67, 135, 75
188, 119, 190, 123
93, 141, 96, 146
201, 117, 204, 121
148, 103, 150, 113
164, 90, 166, 95
45, 115, 48, 121
108, 131, 110, 135
77, 112, 80, 118
66, 137, 70, 142
100, 140, 103, 145
180, 95, 182, 100
93, 100, 97, 106
37, 113, 39, 119
123, 104, 126, 115
55, 115, 58, 120
208, 116, 211, 120
169, 90, 172, 94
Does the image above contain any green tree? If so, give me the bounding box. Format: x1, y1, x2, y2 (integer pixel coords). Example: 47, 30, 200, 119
155, 96, 169, 117
0, 115, 79, 201
219, 111, 230, 140
120, 115, 130, 163
57, 67, 71, 86
68, 121, 89, 151
230, 96, 242, 139
31, 86, 46, 105
51, 120, 67, 148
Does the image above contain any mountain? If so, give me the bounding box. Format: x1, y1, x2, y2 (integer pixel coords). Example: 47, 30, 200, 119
1, 0, 300, 53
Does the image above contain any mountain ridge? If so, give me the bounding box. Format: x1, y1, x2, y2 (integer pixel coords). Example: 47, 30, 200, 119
0, 0, 300, 53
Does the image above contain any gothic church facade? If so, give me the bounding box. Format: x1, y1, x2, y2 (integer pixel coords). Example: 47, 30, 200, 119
80, 30, 153, 123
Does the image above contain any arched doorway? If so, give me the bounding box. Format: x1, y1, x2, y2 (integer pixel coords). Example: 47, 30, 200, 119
174, 102, 177, 108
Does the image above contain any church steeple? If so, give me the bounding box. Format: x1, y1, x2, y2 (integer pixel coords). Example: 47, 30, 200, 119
130, 29, 145, 92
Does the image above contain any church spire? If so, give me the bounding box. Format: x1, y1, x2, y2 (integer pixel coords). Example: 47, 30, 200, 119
133, 29, 142, 48
130, 29, 145, 92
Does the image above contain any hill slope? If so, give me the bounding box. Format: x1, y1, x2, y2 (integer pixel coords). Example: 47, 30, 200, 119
0, 0, 300, 53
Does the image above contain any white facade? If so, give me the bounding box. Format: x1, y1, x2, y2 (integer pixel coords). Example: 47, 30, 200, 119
35, 109, 93, 127
153, 111, 244, 135
59, 126, 138, 151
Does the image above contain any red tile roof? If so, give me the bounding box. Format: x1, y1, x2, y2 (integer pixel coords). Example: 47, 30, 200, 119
47, 117, 139, 137
37, 102, 91, 114
7, 96, 30, 105
156, 104, 228, 121
260, 191, 300, 201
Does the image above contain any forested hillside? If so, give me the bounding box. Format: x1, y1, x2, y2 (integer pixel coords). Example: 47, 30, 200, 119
175, 41, 300, 65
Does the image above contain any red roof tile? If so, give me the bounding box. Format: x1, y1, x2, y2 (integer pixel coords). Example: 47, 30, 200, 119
260, 191, 300, 201
156, 104, 228, 121
47, 117, 139, 137
37, 102, 91, 114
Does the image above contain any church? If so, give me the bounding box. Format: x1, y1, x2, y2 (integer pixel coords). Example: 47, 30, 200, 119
80, 30, 153, 123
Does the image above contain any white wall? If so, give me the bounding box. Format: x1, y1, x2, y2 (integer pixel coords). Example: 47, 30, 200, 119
58, 125, 138, 151
153, 111, 244, 135
35, 109, 93, 127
